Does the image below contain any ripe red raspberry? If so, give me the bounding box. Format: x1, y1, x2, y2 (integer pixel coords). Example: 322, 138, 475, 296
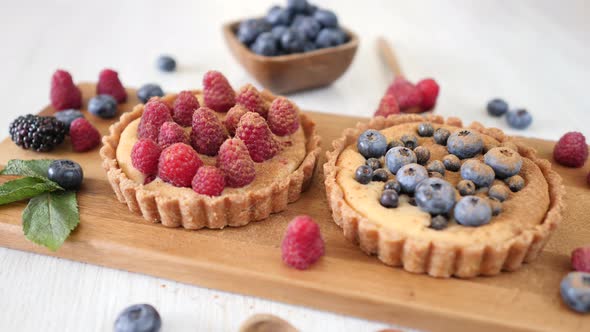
572, 246, 590, 272
138, 99, 173, 141
97, 69, 127, 103
131, 138, 162, 175
203, 70, 235, 112
268, 97, 300, 136
191, 166, 226, 196
224, 105, 249, 136
172, 91, 200, 127
374, 93, 400, 117
50, 69, 82, 111
216, 138, 256, 188
416, 78, 440, 111
236, 112, 280, 162
69, 118, 101, 152
191, 107, 228, 156
236, 84, 269, 118
386, 77, 422, 111
158, 121, 189, 149
553, 132, 588, 167
158, 143, 203, 187
281, 215, 325, 270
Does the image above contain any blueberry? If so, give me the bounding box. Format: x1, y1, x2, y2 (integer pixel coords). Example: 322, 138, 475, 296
429, 215, 449, 230
396, 163, 428, 194
414, 146, 430, 165
314, 9, 338, 28
454, 196, 492, 227
355, 165, 373, 184
447, 130, 484, 159
315, 28, 346, 48
433, 128, 450, 145
88, 95, 117, 119
372, 168, 389, 182
560, 272, 590, 313
487, 98, 508, 117
271, 25, 288, 40
426, 160, 445, 176
483, 147, 523, 179
251, 32, 278, 56
47, 159, 84, 190
156, 55, 176, 72
380, 189, 399, 208
506, 109, 532, 129
407, 196, 417, 206
415, 178, 456, 215
429, 171, 443, 179
488, 184, 509, 202
385, 146, 417, 173
55, 109, 84, 133
287, 0, 309, 13
292, 16, 321, 40
280, 28, 306, 54
357, 129, 388, 159
417, 123, 434, 137
384, 179, 401, 192
303, 41, 317, 52
303, 4, 318, 15
114, 304, 161, 332
488, 197, 502, 216
366, 158, 381, 170
505, 175, 525, 192
460, 160, 495, 188
456, 179, 475, 196
442, 154, 461, 171
401, 134, 418, 150
266, 6, 292, 26
387, 139, 403, 150
137, 84, 164, 103
237, 19, 271, 45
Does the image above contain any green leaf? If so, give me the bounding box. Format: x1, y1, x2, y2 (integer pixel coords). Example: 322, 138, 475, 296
0, 159, 54, 178
22, 191, 79, 251
0, 177, 62, 205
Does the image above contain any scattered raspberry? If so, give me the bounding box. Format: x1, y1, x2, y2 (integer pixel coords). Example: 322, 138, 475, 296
416, 78, 439, 111
50, 69, 82, 111
236, 84, 269, 118
374, 93, 400, 117
97, 69, 127, 103
386, 77, 422, 111
191, 166, 226, 196
216, 138, 256, 187
191, 107, 228, 156
281, 215, 325, 270
69, 118, 101, 152
572, 246, 590, 272
202, 70, 235, 112
224, 105, 249, 136
138, 99, 173, 141
553, 132, 588, 167
131, 138, 162, 175
268, 97, 299, 136
158, 121, 189, 149
172, 91, 200, 127
158, 143, 203, 187
236, 112, 280, 162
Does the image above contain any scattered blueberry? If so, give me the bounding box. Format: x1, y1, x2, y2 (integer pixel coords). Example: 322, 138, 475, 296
385, 146, 417, 173
292, 16, 321, 40
366, 158, 381, 170
137, 84, 164, 103
357, 129, 388, 159
401, 134, 418, 150
315, 28, 346, 48
237, 19, 271, 45
506, 109, 533, 129
88, 94, 118, 118
266, 6, 292, 26
560, 272, 590, 313
426, 160, 445, 176
280, 28, 306, 53
271, 25, 289, 40
417, 123, 434, 137
488, 184, 509, 202
372, 168, 389, 182
414, 146, 430, 165
456, 179, 476, 196
505, 175, 525, 192
314, 9, 338, 28
484, 147, 522, 179
396, 163, 428, 194
380, 189, 399, 208
47, 159, 84, 190
114, 303, 161, 332
251, 32, 279, 56
156, 55, 176, 72
460, 160, 495, 188
442, 154, 461, 171
454, 196, 492, 227
355, 165, 373, 184
433, 128, 450, 145
384, 179, 401, 192
55, 109, 83, 133
487, 98, 508, 117
429, 215, 449, 230
387, 139, 403, 150
447, 130, 484, 159
488, 197, 502, 216
415, 178, 456, 215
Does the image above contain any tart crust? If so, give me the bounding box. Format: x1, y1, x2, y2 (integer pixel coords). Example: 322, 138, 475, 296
100, 91, 321, 229
324, 114, 565, 278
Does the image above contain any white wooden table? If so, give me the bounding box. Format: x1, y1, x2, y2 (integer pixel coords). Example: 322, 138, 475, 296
0, 1, 588, 331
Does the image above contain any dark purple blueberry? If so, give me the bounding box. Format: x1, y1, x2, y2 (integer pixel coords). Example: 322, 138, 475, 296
417, 123, 434, 137
447, 130, 484, 159
506, 109, 533, 129
505, 175, 525, 192
357, 129, 388, 159
266, 6, 292, 26
488, 184, 509, 202
280, 28, 306, 54
456, 179, 476, 196
156, 55, 176, 72
433, 128, 450, 145
414, 146, 430, 165
460, 160, 495, 188
292, 16, 321, 40
137, 84, 164, 103
355, 165, 373, 184
114, 304, 161, 332
237, 19, 271, 46
487, 98, 508, 117
372, 168, 389, 182
442, 154, 461, 171
271, 25, 288, 40
315, 28, 346, 48
47, 159, 84, 190
429, 215, 449, 230
380, 189, 399, 208
251, 32, 278, 56
415, 178, 456, 215
384, 179, 401, 192
314, 9, 338, 28
88, 94, 117, 119
401, 134, 418, 150
387, 139, 403, 151
366, 158, 381, 170
426, 160, 445, 175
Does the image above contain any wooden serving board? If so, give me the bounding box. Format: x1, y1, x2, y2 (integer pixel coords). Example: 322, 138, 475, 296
1, 84, 589, 332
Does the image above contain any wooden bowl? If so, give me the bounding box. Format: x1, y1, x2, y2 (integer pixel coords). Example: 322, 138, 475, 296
223, 20, 359, 94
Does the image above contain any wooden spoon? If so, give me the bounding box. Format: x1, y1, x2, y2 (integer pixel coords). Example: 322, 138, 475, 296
239, 314, 299, 332
377, 37, 405, 78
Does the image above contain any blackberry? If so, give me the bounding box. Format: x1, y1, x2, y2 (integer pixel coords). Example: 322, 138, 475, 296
9, 114, 66, 152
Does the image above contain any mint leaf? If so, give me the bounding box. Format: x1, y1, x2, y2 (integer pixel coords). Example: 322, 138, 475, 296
22, 191, 79, 251
0, 177, 62, 205
1, 159, 53, 178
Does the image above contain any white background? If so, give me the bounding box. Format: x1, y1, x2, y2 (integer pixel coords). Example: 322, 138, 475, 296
0, 0, 589, 331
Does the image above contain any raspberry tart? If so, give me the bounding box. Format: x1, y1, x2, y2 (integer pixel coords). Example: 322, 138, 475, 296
100, 70, 320, 229
324, 114, 565, 278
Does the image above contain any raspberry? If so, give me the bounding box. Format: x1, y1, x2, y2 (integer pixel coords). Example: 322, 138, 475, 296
374, 93, 400, 117
416, 78, 439, 111
131, 138, 162, 175
158, 121, 189, 149
191, 107, 228, 156
236, 112, 280, 162
553, 132, 588, 167
97, 69, 127, 103
281, 215, 325, 270
236, 84, 269, 118
191, 166, 226, 196
216, 138, 256, 188
572, 246, 590, 273
172, 91, 200, 127
268, 97, 300, 136
386, 77, 422, 111
158, 143, 203, 187
138, 99, 173, 141
69, 118, 101, 152
50, 69, 82, 111
202, 70, 235, 112
224, 105, 249, 136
